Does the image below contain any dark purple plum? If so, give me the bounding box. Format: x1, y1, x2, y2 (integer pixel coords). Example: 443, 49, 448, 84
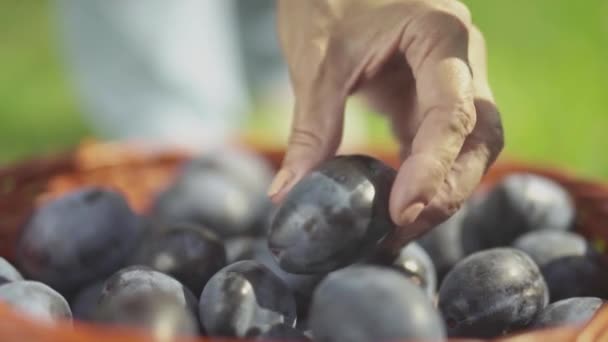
418, 206, 468, 280
513, 231, 608, 301
253, 324, 311, 341
0, 281, 72, 323
16, 187, 142, 295
462, 174, 575, 254
225, 237, 324, 322
513, 231, 588, 267
226, 238, 324, 298
225, 237, 262, 264
388, 242, 437, 298
303, 329, 314, 340
0, 257, 23, 285
310, 265, 445, 342
199, 260, 297, 337
438, 248, 548, 338
153, 149, 274, 237
269, 155, 396, 274
95, 290, 199, 337
542, 257, 608, 301
70, 281, 104, 321
531, 297, 604, 329
130, 223, 226, 296
97, 266, 198, 323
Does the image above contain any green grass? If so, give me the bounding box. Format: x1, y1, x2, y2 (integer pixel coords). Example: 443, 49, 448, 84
463, 0, 608, 179
0, 1, 607, 179
0, 1, 90, 165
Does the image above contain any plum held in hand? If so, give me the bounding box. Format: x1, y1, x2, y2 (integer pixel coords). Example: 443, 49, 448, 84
462, 174, 575, 254
97, 266, 199, 324
153, 149, 274, 237
418, 206, 468, 281
16, 188, 142, 295
531, 297, 604, 329
130, 222, 227, 296
0, 257, 23, 285
438, 248, 548, 339
199, 260, 297, 338
269, 155, 396, 274
95, 290, 199, 337
0, 281, 72, 324
310, 265, 445, 342
253, 324, 311, 341
513, 230, 608, 301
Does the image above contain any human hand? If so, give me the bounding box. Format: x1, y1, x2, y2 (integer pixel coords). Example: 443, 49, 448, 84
269, 0, 504, 252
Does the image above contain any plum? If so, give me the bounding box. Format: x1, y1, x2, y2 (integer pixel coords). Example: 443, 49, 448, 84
16, 187, 142, 295
462, 174, 575, 254
226, 238, 324, 298
253, 324, 311, 341
95, 290, 199, 337
513, 231, 588, 267
388, 242, 437, 298
153, 149, 274, 237
0, 257, 23, 285
0, 281, 71, 323
418, 206, 468, 280
309, 265, 445, 342
97, 266, 198, 323
269, 155, 396, 274
130, 223, 226, 296
70, 281, 104, 321
226, 237, 324, 322
513, 231, 608, 301
303, 329, 314, 340
531, 297, 604, 329
199, 260, 297, 337
542, 257, 608, 301
225, 237, 262, 264
438, 248, 548, 338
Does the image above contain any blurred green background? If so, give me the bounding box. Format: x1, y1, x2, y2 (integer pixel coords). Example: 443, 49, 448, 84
0, 1, 607, 179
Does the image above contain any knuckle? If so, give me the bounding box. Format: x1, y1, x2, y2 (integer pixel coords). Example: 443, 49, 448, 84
424, 152, 453, 183
452, 103, 477, 136
444, 1, 473, 26
421, 7, 471, 43
434, 102, 476, 139
406, 4, 472, 71
288, 127, 324, 151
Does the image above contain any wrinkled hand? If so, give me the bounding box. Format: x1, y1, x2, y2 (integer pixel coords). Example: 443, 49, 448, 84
269, 0, 504, 252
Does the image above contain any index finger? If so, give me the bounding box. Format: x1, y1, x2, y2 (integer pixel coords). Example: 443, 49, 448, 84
390, 11, 476, 226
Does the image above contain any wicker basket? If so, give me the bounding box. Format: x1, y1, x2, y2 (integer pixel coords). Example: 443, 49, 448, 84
0, 140, 607, 342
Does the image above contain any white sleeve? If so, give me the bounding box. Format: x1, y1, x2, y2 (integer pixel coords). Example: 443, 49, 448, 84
55, 0, 250, 149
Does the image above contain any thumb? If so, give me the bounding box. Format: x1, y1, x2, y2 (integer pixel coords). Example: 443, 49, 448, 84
268, 84, 346, 203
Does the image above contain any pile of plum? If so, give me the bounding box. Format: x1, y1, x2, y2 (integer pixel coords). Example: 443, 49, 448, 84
2, 150, 607, 342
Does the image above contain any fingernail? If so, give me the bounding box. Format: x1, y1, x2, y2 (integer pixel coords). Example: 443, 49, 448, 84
267, 169, 294, 198
398, 202, 425, 226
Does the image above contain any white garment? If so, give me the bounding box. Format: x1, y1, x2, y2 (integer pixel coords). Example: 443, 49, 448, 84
56, 0, 254, 149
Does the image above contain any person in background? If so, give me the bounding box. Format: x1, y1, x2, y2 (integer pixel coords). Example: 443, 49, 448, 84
57, 0, 504, 251
56, 0, 270, 149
